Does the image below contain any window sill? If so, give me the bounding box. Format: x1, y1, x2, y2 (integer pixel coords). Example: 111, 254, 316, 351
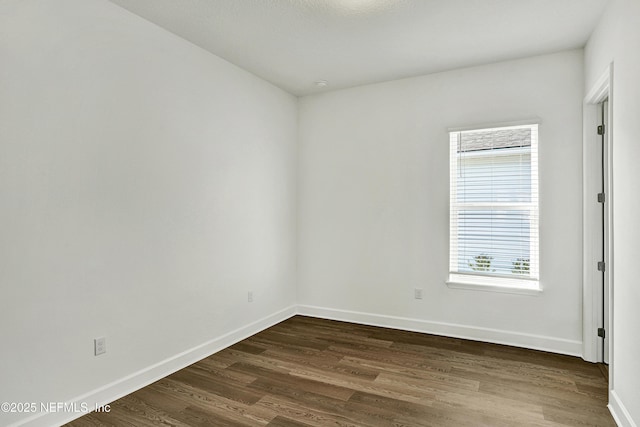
446, 274, 542, 296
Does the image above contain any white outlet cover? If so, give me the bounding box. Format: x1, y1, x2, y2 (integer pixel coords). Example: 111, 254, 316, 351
94, 337, 106, 356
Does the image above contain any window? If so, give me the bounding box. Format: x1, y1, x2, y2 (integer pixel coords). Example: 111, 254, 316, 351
448, 124, 539, 292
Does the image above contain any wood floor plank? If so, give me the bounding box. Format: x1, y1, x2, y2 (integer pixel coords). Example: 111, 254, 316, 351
167, 369, 264, 405
228, 361, 356, 402
66, 316, 615, 427
249, 378, 391, 427
266, 416, 315, 427
254, 395, 368, 427
337, 356, 474, 390
153, 378, 275, 425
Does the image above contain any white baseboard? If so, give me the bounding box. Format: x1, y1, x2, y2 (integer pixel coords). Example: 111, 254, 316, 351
296, 305, 583, 357
609, 389, 638, 427
15, 305, 296, 427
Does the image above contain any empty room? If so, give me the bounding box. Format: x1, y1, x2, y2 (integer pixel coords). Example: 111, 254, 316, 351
1, 0, 639, 426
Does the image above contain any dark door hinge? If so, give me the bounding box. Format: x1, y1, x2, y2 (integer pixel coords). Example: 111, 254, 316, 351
598, 328, 606, 338
597, 261, 606, 272
597, 125, 605, 135
598, 193, 606, 203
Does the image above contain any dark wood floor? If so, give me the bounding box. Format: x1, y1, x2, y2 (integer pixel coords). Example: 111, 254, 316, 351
67, 316, 615, 427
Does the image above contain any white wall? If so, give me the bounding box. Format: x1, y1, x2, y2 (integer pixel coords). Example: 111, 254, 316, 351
585, 1, 640, 425
298, 50, 585, 355
0, 0, 297, 425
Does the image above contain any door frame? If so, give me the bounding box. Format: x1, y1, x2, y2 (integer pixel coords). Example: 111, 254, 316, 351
582, 63, 614, 383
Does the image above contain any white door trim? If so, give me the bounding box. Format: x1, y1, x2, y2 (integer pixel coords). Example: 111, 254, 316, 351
582, 63, 613, 368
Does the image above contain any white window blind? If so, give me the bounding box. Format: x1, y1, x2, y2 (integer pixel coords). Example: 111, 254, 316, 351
449, 124, 539, 285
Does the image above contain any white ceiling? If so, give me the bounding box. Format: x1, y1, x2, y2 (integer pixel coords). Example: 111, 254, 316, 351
107, 0, 608, 96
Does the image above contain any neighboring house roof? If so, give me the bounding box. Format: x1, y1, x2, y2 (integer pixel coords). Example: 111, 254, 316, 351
459, 128, 531, 152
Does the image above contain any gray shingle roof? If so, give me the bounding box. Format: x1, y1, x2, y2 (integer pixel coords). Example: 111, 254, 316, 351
458, 128, 531, 152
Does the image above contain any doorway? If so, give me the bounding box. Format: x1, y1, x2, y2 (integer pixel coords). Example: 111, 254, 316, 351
582, 64, 613, 393
599, 99, 610, 365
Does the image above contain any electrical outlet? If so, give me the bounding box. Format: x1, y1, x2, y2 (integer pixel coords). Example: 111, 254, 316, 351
94, 337, 106, 356
414, 288, 423, 300
248, 291, 253, 303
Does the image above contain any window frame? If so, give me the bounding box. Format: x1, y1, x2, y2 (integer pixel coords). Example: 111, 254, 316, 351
447, 122, 541, 295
